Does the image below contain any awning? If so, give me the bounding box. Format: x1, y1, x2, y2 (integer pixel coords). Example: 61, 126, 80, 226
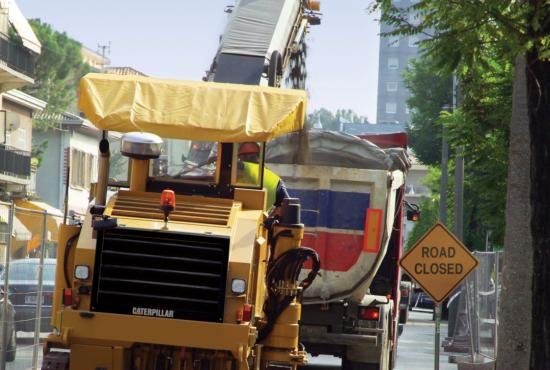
78, 73, 307, 142
13, 199, 62, 242
0, 205, 31, 241
6, 0, 41, 54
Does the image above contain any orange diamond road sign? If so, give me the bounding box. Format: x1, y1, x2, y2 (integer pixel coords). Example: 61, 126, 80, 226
400, 222, 479, 304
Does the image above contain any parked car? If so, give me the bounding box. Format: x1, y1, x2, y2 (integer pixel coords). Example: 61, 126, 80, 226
1, 259, 56, 333
410, 289, 435, 310
399, 280, 412, 324
0, 288, 17, 362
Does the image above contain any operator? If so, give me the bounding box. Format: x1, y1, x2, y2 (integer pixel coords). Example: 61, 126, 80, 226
237, 142, 289, 213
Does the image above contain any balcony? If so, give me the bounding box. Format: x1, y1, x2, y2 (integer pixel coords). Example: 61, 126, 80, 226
0, 35, 35, 92
0, 144, 30, 182
0, 35, 35, 75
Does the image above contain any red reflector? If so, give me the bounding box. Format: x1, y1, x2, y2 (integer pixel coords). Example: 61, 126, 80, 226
243, 304, 253, 322
359, 307, 380, 321
63, 288, 72, 306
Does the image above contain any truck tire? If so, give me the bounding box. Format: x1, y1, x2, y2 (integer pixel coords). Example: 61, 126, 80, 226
399, 307, 408, 324
268, 50, 282, 87
343, 312, 391, 370
342, 359, 378, 370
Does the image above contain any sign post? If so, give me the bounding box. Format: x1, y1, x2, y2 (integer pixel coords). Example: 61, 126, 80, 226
400, 222, 479, 370
434, 304, 441, 370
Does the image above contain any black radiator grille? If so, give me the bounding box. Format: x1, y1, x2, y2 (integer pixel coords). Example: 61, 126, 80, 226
91, 228, 229, 322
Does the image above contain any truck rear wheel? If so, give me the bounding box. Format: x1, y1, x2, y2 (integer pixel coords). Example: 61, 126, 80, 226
342, 359, 379, 370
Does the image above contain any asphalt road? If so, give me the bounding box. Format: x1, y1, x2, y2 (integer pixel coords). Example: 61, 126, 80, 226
396, 310, 457, 370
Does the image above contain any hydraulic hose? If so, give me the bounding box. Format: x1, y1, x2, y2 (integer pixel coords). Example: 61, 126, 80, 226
258, 247, 320, 341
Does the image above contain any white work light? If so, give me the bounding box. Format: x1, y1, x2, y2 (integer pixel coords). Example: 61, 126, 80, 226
231, 279, 246, 294
74, 265, 90, 280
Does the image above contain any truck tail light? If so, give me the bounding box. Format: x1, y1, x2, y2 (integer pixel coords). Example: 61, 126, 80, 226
359, 307, 380, 321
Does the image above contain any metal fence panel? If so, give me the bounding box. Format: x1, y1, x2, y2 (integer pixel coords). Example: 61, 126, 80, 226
443, 251, 502, 364
0, 202, 62, 369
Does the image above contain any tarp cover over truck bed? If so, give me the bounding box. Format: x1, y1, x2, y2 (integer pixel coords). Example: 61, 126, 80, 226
267, 130, 410, 171
267, 131, 410, 303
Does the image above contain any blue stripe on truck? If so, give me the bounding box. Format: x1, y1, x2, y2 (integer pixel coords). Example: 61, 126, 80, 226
286, 189, 371, 230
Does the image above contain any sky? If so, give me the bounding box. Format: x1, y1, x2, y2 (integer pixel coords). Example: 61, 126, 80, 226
16, 1, 381, 122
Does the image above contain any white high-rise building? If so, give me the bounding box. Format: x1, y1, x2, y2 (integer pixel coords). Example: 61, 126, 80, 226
376, 0, 425, 125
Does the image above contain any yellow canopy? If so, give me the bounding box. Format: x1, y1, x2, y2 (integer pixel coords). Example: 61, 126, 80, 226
78, 73, 307, 142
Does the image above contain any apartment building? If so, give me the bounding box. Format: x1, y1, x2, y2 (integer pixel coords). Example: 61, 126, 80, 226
375, 0, 424, 125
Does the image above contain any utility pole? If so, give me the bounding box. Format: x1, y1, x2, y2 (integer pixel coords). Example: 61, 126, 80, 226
97, 42, 111, 70
439, 108, 450, 225
436, 103, 450, 370
452, 75, 464, 242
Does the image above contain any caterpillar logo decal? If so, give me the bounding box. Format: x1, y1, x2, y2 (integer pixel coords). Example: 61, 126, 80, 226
132, 307, 175, 318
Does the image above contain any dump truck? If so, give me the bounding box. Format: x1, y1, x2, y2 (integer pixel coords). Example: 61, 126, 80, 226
40, 74, 321, 370
267, 131, 411, 370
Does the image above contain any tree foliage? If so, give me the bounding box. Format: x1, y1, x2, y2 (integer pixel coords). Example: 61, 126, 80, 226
371, 0, 550, 366
23, 19, 90, 127
406, 166, 441, 251
403, 56, 452, 165
404, 53, 511, 249
306, 108, 368, 130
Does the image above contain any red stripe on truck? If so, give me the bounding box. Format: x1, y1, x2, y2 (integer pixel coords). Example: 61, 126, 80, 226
302, 231, 364, 271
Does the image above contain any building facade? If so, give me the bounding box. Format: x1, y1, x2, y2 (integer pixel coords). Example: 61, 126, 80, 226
375, 0, 423, 125
34, 113, 125, 217
0, 0, 42, 198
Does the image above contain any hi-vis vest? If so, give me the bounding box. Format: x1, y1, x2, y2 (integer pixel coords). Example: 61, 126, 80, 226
240, 162, 280, 210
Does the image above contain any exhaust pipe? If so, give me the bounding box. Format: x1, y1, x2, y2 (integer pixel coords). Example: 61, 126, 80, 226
96, 134, 110, 206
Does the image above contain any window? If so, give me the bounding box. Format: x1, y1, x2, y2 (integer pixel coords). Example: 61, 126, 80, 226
388, 36, 400, 47
70, 148, 97, 189
149, 140, 218, 184
386, 82, 398, 92
386, 103, 397, 114
408, 35, 419, 47
387, 57, 399, 70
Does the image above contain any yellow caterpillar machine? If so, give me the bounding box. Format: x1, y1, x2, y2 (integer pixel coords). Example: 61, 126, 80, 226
41, 2, 322, 369
40, 74, 320, 370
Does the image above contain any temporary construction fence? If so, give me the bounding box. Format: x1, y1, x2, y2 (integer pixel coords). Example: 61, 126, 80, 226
0, 200, 64, 370
444, 251, 503, 366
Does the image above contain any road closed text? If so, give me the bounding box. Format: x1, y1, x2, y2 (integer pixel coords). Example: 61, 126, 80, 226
413, 246, 464, 275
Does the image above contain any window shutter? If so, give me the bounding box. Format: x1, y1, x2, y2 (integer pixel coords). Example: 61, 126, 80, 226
63, 147, 70, 185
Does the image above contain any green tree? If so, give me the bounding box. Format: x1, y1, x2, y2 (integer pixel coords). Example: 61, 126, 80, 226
404, 53, 511, 249
371, 0, 550, 366
23, 19, 90, 127
23, 20, 90, 167
306, 108, 367, 130
403, 57, 452, 165
406, 166, 442, 251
